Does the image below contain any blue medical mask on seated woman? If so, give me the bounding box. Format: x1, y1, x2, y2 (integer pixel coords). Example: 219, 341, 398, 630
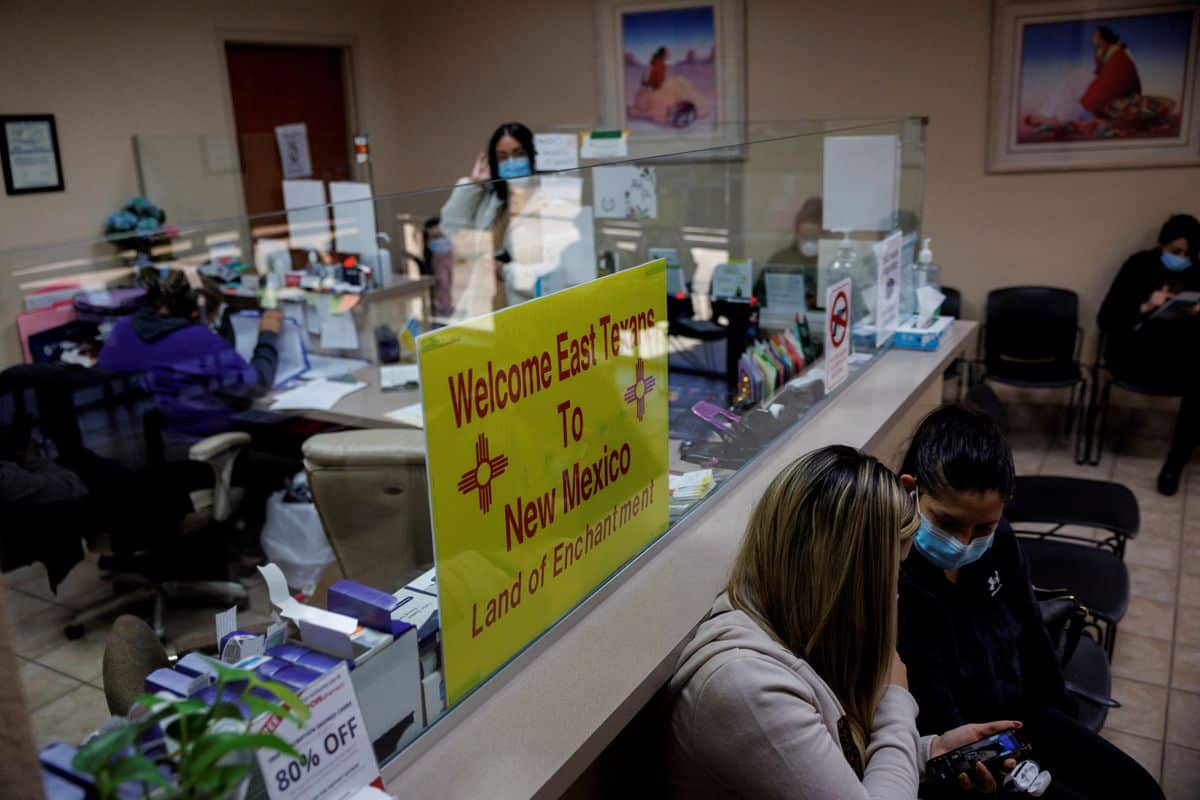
497, 156, 532, 180
1161, 250, 1192, 272
913, 488, 995, 570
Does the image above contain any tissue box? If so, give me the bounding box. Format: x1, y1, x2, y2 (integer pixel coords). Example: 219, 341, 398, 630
893, 316, 954, 351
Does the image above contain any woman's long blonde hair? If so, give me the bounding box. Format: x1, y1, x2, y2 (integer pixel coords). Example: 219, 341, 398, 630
727, 445, 918, 761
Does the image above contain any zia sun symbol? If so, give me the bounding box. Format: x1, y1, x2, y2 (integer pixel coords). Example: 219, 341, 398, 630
457, 432, 509, 514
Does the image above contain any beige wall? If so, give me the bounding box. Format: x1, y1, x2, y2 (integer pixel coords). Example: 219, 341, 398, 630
0, 0, 409, 363
394, 0, 1199, 358
2, 0, 1198, 367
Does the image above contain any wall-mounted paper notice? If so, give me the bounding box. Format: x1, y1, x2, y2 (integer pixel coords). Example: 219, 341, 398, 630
274, 122, 313, 179
330, 181, 378, 257
533, 133, 579, 171
282, 179, 330, 251
580, 129, 628, 159
593, 165, 657, 220
822, 135, 900, 233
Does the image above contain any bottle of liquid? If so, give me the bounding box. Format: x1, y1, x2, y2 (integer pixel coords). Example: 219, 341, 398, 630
914, 238, 942, 320
823, 232, 857, 299
824, 232, 871, 325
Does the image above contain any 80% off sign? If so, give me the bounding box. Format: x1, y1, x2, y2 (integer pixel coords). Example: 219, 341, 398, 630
256, 663, 384, 800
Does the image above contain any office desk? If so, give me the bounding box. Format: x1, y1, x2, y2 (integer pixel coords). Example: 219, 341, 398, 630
262, 365, 422, 430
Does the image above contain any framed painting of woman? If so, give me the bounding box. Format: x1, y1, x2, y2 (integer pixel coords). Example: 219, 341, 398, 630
988, 0, 1200, 171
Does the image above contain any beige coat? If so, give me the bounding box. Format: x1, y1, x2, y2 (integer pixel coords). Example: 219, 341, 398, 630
667, 594, 934, 799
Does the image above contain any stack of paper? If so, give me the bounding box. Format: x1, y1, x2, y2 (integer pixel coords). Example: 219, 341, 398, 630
670, 470, 715, 502
385, 402, 425, 428
269, 379, 365, 411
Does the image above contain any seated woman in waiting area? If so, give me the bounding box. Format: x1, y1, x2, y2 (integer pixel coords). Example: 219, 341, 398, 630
667, 445, 1019, 798
897, 405, 1164, 799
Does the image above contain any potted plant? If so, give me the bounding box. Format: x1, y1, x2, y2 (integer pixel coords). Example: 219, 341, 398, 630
104, 196, 178, 265
71, 660, 311, 799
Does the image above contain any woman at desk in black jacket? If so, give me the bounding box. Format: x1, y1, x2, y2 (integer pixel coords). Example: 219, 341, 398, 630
897, 405, 1163, 800
1099, 213, 1200, 495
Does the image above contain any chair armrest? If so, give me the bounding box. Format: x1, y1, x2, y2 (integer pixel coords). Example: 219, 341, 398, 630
1065, 681, 1121, 709
189, 432, 252, 463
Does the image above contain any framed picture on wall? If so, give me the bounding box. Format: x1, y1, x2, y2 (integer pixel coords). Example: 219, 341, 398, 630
595, 0, 745, 157
988, 0, 1200, 172
1, 114, 65, 194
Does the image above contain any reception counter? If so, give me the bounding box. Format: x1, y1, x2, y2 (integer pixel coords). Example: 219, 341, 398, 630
380, 320, 976, 798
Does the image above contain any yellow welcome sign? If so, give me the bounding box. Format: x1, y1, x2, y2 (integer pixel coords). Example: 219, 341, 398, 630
419, 262, 669, 704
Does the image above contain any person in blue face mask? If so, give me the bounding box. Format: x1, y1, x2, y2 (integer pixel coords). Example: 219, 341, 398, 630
897, 405, 1164, 800
1099, 213, 1200, 494
439, 122, 548, 311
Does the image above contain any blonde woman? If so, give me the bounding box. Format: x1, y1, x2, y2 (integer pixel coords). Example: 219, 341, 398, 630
667, 445, 1018, 798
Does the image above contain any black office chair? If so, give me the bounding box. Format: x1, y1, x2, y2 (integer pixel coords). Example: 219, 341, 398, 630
968, 383, 1135, 657
1081, 330, 1187, 466
1038, 590, 1119, 733
977, 287, 1087, 459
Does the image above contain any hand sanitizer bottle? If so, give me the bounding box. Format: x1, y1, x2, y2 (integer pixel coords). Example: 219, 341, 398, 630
914, 238, 942, 320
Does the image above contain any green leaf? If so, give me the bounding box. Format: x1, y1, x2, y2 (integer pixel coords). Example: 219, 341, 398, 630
242, 694, 302, 726
188, 762, 249, 795
249, 679, 311, 727
101, 754, 171, 791
72, 726, 140, 774
188, 732, 300, 774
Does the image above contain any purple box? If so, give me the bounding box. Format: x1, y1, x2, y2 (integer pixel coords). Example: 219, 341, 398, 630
39, 742, 93, 787
174, 652, 220, 681
252, 658, 293, 680
327, 579, 398, 632
268, 643, 346, 673
144, 668, 200, 698
270, 665, 322, 691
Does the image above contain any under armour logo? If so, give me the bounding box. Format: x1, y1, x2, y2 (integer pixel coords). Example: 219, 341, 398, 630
988, 571, 1002, 596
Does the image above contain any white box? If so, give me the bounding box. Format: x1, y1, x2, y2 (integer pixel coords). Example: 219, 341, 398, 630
421, 671, 446, 728
349, 624, 422, 749
407, 567, 437, 596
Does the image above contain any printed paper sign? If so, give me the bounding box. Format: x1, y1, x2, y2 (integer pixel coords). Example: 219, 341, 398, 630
419, 262, 670, 704
256, 663, 383, 800
534, 133, 580, 171
824, 278, 852, 394
874, 230, 902, 347
275, 123, 314, 180
711, 259, 753, 300
649, 248, 685, 295
592, 165, 657, 220
579, 129, 629, 159
764, 271, 806, 314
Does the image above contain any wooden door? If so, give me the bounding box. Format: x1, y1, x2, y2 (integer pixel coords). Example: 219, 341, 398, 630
225, 43, 352, 218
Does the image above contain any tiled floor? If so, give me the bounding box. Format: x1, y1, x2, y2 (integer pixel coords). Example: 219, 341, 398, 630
1008, 432, 1200, 799
4, 554, 272, 751
6, 427, 1200, 797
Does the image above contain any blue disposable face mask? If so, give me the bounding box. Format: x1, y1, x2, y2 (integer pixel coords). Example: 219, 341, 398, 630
1161, 250, 1192, 272
496, 156, 532, 180
427, 236, 451, 254
913, 488, 995, 570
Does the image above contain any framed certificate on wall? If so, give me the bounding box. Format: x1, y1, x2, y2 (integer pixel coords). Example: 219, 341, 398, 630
1, 114, 64, 195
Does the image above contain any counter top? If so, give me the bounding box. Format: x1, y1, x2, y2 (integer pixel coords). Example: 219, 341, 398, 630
382, 321, 977, 798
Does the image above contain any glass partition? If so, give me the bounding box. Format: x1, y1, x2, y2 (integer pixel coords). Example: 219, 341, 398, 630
1, 118, 926, 774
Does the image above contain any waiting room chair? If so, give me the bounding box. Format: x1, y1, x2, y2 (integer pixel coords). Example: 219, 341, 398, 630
977, 287, 1088, 459
968, 383, 1136, 657
1080, 330, 1187, 466
302, 428, 433, 592
1038, 590, 1119, 733
64, 432, 252, 640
